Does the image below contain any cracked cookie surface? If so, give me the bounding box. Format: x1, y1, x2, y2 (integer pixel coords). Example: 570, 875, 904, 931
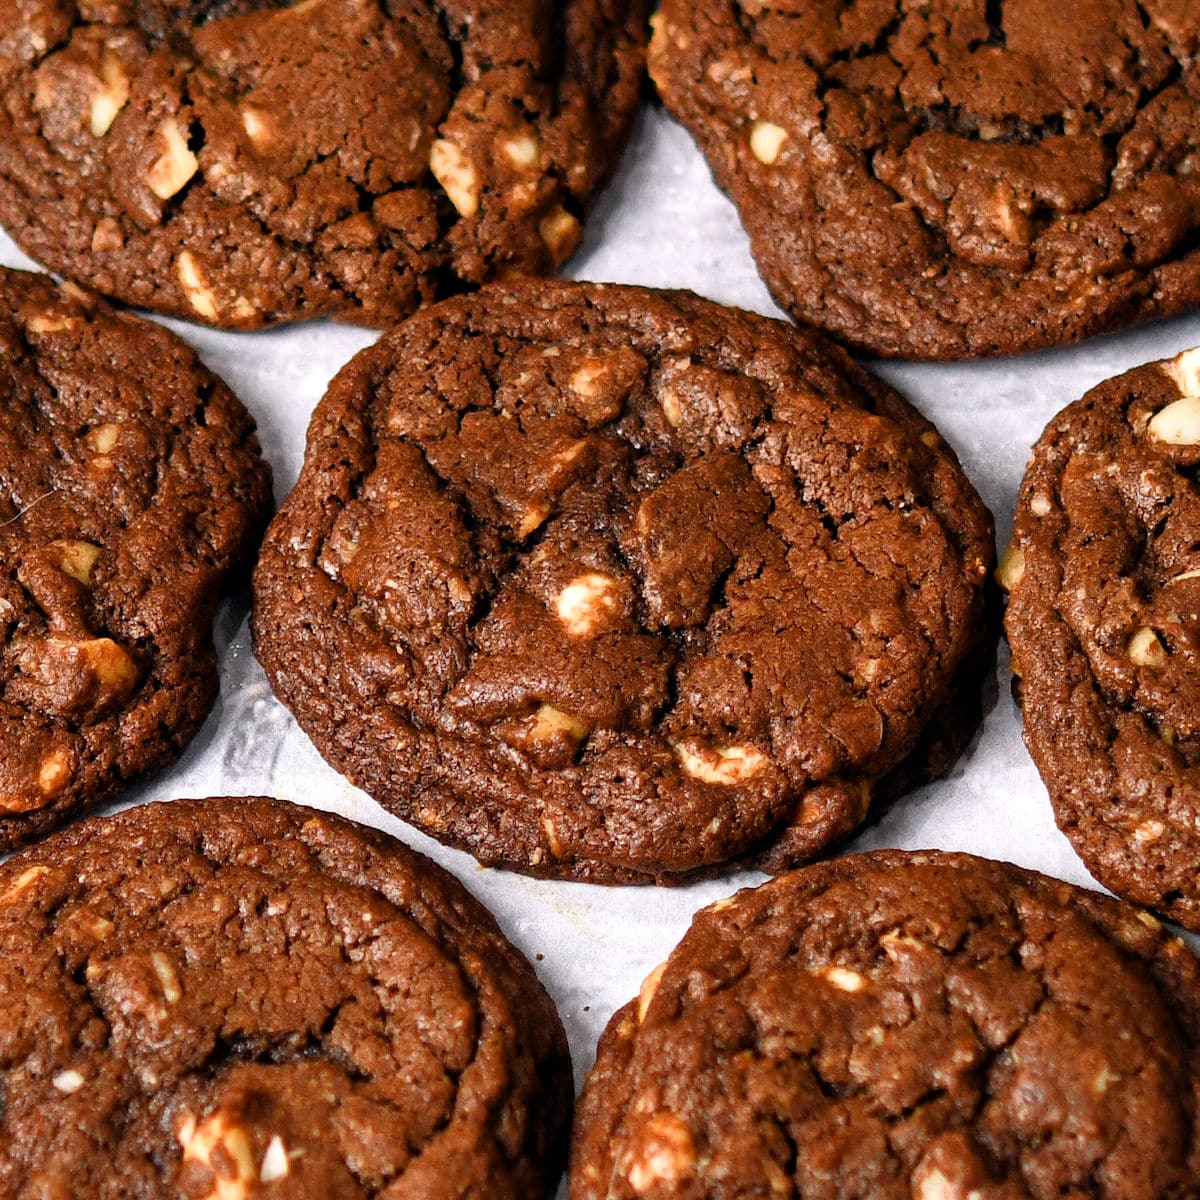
0, 795, 573, 1199
1003, 345, 1200, 930
0, 267, 270, 849
252, 281, 996, 883
0, 0, 646, 329
650, 0, 1200, 360
571, 850, 1200, 1200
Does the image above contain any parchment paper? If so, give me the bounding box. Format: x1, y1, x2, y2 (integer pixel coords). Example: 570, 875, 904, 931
4, 104, 1200, 1192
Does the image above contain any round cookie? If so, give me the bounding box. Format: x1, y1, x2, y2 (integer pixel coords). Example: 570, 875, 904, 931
0, 266, 270, 849
649, 2, 1200, 360
0, 795, 573, 1198
0, 0, 647, 330
571, 850, 1200, 1199
252, 281, 996, 883
1003, 345, 1200, 930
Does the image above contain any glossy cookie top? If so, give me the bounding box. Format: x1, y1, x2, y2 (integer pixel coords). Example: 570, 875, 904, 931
1004, 344, 1200, 928
0, 0, 646, 328
0, 267, 270, 848
253, 281, 995, 883
651, 0, 1200, 359
572, 850, 1200, 1199
0, 796, 573, 1198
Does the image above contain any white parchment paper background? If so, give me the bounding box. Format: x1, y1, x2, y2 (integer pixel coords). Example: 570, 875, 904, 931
5, 104, 1200, 1193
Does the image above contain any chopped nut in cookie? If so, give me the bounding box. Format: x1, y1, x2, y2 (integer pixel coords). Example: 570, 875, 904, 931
749, 119, 787, 164
429, 139, 479, 218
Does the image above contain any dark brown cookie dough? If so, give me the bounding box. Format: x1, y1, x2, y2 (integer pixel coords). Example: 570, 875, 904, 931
0, 0, 646, 330
1003, 345, 1200, 930
650, 1, 1200, 361
0, 266, 270, 849
252, 280, 995, 884
571, 850, 1200, 1200
0, 795, 573, 1199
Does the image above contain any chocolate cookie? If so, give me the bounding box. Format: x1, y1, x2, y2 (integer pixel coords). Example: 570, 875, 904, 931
1003, 345, 1200, 930
0, 267, 270, 849
571, 850, 1200, 1199
0, 0, 646, 330
649, 2, 1200, 360
252, 281, 995, 883
0, 795, 572, 1198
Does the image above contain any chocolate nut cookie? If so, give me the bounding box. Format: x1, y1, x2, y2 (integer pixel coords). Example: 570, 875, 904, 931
0, 266, 270, 849
0, 0, 646, 330
650, 1, 1200, 360
571, 850, 1200, 1199
252, 281, 996, 884
0, 795, 573, 1198
1003, 345, 1200, 930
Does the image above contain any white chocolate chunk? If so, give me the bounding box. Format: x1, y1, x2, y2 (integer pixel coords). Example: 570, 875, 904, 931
147, 120, 198, 201
178, 1113, 256, 1200
430, 139, 479, 217
530, 704, 588, 743
637, 962, 667, 1023
260, 1135, 289, 1182
89, 53, 130, 137
88, 423, 122, 454
502, 134, 539, 169
176, 251, 219, 321
675, 741, 768, 785
626, 1114, 696, 1193
554, 573, 620, 637
915, 1167, 960, 1200
240, 106, 274, 148
749, 120, 787, 164
52, 1069, 84, 1094
820, 965, 867, 993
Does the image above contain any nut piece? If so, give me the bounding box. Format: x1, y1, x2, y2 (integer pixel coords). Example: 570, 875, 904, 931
151, 950, 182, 1004
749, 120, 788, 164
539, 206, 582, 265
1147, 395, 1200, 446
37, 748, 71, 797
637, 962, 667, 1024
675, 741, 768, 786
429, 138, 479, 218
554, 573, 621, 638
626, 1114, 697, 1193
176, 251, 219, 322
26, 314, 81, 334
1128, 626, 1167, 668
0, 865, 50, 904
89, 52, 130, 137
147, 119, 198, 201
48, 539, 102, 586
88, 423, 122, 455
75, 637, 138, 691
995, 542, 1025, 591
530, 703, 589, 744
1163, 346, 1200, 397
177, 1113, 256, 1200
